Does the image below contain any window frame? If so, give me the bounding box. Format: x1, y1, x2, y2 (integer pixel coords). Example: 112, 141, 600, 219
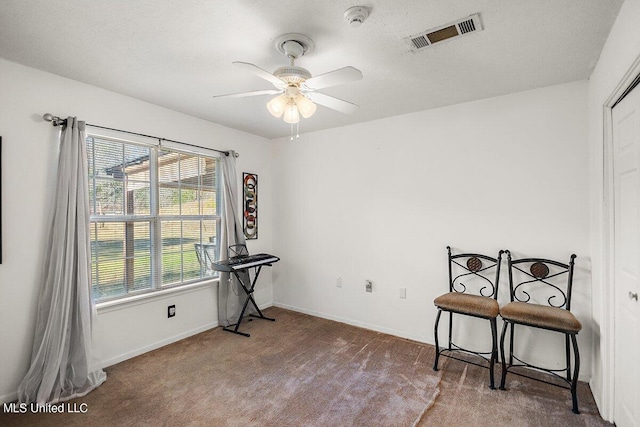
87, 133, 222, 304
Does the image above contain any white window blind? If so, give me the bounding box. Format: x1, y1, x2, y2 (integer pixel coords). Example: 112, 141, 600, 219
87, 135, 221, 302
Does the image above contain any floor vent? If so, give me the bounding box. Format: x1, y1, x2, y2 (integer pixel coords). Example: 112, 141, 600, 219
405, 13, 483, 51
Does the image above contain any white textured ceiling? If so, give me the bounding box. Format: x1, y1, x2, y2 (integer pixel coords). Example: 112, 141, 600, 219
0, 0, 623, 139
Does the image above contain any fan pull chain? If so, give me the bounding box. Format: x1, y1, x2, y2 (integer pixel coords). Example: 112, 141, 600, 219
289, 122, 300, 141
289, 123, 301, 141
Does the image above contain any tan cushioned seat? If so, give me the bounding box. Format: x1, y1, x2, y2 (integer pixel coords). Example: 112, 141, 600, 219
500, 302, 582, 333
434, 292, 499, 318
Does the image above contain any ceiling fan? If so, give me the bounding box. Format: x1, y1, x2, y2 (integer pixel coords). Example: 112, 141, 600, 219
213, 33, 363, 124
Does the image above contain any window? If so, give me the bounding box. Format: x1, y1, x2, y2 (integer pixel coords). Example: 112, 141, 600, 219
87, 135, 221, 303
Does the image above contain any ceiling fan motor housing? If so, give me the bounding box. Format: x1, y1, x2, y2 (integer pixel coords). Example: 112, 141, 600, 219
274, 66, 312, 85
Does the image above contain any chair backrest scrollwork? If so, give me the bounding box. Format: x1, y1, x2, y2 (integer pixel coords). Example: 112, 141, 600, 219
447, 246, 504, 299
506, 251, 576, 310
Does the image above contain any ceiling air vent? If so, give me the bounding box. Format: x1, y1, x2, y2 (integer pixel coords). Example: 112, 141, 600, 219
405, 13, 483, 51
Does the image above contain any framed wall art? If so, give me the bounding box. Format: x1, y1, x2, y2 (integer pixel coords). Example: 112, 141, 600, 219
243, 172, 258, 240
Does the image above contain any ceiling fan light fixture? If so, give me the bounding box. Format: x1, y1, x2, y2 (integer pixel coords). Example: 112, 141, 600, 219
216, 33, 362, 131
267, 94, 288, 117
295, 94, 316, 118
283, 100, 300, 124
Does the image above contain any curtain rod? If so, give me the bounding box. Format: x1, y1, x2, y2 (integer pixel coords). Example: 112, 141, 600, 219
42, 113, 237, 157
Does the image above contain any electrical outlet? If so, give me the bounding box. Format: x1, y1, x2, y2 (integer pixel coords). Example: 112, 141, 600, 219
399, 288, 407, 299
168, 305, 176, 318
337, 277, 343, 288
365, 280, 373, 293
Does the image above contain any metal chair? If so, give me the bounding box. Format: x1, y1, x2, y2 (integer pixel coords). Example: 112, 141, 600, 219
433, 247, 504, 389
499, 251, 581, 414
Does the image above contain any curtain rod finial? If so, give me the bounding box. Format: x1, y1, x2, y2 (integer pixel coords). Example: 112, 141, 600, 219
43, 113, 66, 126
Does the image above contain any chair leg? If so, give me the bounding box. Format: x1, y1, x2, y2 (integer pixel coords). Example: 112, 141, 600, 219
489, 318, 498, 389
509, 322, 515, 365
565, 334, 572, 383
448, 311, 453, 350
499, 320, 509, 390
570, 333, 580, 414
433, 310, 442, 371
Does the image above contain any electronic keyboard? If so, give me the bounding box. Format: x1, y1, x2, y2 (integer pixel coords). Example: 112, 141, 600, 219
211, 253, 280, 273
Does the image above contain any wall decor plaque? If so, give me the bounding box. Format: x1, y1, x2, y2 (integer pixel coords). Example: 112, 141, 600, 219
243, 172, 258, 240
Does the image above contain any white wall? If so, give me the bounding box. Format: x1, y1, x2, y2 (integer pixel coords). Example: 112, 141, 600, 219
0, 54, 596, 406
587, 0, 640, 420
0, 58, 274, 403
272, 81, 591, 378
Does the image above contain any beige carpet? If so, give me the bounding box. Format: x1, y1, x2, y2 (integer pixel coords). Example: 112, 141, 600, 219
1, 307, 610, 426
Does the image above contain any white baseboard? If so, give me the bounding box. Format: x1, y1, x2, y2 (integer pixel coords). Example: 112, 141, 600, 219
100, 322, 219, 369
589, 378, 606, 419
272, 302, 429, 344
100, 302, 273, 369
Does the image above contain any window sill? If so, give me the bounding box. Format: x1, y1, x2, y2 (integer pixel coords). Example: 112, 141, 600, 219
96, 278, 219, 314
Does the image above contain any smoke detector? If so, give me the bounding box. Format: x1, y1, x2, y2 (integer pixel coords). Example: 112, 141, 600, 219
344, 6, 369, 28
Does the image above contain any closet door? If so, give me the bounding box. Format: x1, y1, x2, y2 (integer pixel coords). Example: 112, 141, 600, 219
612, 82, 640, 427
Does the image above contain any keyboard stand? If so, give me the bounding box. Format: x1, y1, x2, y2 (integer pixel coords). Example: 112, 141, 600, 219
222, 265, 275, 337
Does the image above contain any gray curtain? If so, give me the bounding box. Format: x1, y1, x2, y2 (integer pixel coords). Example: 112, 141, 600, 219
18, 117, 106, 404
218, 150, 254, 326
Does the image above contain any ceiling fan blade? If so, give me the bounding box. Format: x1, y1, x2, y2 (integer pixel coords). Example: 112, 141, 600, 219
212, 89, 281, 99
303, 66, 363, 90
233, 61, 284, 87
306, 92, 359, 115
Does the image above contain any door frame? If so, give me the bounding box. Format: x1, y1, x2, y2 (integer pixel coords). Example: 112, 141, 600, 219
601, 53, 640, 422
